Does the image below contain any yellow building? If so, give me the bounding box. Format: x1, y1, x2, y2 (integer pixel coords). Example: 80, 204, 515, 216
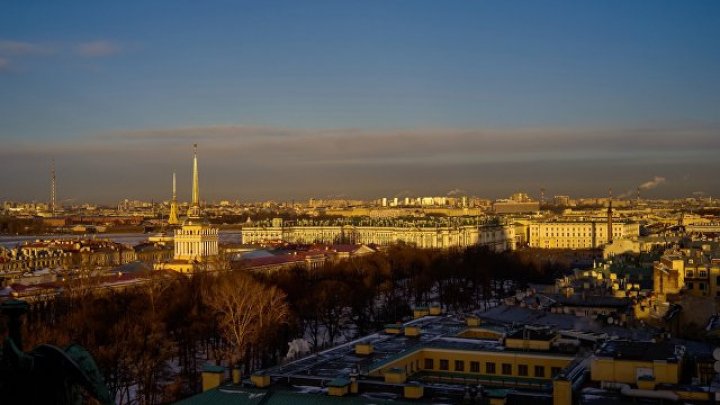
653, 248, 720, 300
241, 220, 515, 251
528, 221, 639, 249
367, 325, 576, 392
179, 311, 715, 405
155, 145, 219, 273
590, 340, 684, 386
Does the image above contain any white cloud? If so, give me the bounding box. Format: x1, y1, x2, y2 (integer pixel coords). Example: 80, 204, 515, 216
0, 39, 121, 72
0, 40, 51, 55
639, 176, 666, 190
446, 188, 466, 196
75, 40, 121, 57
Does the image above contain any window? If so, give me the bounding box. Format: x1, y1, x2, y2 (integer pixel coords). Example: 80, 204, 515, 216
455, 360, 464, 372
700, 270, 708, 278
551, 367, 562, 377
700, 283, 707, 291
534, 366, 545, 377
470, 361, 480, 373
502, 363, 512, 375
486, 362, 496, 374
686, 270, 694, 278
424, 359, 434, 370
687, 282, 694, 290
439, 359, 449, 371
518, 365, 528, 376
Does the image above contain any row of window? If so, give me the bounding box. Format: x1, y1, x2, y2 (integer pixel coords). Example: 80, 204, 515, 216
423, 359, 561, 378
539, 232, 622, 237
686, 281, 707, 291
685, 270, 715, 279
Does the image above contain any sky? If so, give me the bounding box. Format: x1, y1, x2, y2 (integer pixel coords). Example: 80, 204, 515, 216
1, 1, 719, 203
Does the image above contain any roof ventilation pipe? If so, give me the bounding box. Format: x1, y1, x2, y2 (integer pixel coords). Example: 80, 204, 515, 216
601, 382, 679, 401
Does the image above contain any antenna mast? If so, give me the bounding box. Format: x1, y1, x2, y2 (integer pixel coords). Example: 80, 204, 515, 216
51, 159, 56, 216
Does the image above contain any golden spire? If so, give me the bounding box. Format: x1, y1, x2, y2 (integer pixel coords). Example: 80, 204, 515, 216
168, 171, 179, 225
187, 144, 202, 219
192, 144, 199, 207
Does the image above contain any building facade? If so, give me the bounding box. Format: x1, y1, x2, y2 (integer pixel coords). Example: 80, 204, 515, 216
653, 247, 720, 300
241, 220, 515, 251
527, 221, 640, 249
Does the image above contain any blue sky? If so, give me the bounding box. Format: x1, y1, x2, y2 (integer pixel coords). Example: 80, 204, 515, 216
1, 1, 719, 202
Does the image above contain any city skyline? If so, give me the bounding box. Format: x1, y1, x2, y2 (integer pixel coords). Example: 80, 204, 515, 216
2, 125, 718, 204
1, 1, 719, 202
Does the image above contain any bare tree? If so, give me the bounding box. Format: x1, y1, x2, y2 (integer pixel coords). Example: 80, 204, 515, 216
205, 272, 288, 368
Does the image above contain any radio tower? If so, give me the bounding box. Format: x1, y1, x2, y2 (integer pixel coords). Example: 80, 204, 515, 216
50, 159, 56, 216
540, 187, 546, 207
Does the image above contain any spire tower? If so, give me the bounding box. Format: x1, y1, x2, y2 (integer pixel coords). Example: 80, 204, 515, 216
187, 144, 202, 219
168, 172, 179, 225
156, 143, 219, 273
192, 144, 199, 207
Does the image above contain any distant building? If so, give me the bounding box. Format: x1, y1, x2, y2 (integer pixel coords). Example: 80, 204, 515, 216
492, 193, 540, 214
527, 221, 639, 249
241, 218, 515, 251
553, 195, 571, 207
234, 244, 377, 273
0, 238, 136, 273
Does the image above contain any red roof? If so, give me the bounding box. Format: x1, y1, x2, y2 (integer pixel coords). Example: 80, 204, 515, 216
242, 255, 305, 268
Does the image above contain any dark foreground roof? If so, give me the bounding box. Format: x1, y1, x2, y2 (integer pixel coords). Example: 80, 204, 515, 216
175, 385, 413, 405
595, 340, 682, 362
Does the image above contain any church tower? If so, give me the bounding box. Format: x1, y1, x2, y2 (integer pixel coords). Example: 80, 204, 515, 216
168, 172, 180, 225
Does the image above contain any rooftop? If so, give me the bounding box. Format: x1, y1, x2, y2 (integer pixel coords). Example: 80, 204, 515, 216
595, 340, 684, 362
176, 385, 414, 405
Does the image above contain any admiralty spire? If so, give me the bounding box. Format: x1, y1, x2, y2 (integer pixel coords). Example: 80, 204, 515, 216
155, 144, 219, 273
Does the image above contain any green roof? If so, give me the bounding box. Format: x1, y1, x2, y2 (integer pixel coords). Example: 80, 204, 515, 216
327, 378, 351, 387
202, 364, 225, 373
175, 387, 267, 405
484, 388, 510, 398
